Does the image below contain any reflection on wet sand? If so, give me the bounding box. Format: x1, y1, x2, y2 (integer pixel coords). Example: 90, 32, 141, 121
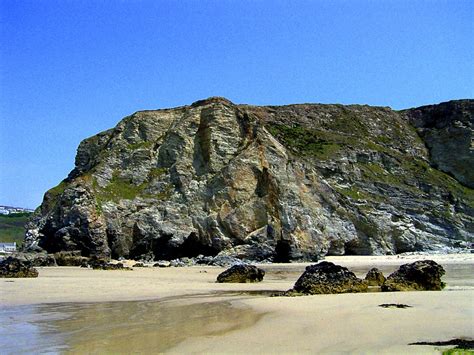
1, 256, 472, 354
1, 297, 265, 354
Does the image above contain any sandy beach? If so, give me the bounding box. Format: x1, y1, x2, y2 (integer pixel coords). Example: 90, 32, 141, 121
1, 254, 473, 353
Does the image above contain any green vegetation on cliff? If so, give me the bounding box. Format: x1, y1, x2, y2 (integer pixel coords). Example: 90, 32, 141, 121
23, 98, 473, 260
94, 168, 173, 206
267, 123, 340, 159
48, 181, 68, 198
0, 212, 32, 246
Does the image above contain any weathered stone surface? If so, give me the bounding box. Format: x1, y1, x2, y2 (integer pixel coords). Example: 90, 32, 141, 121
54, 251, 89, 266
216, 264, 265, 283
153, 260, 171, 267
292, 261, 368, 294
0, 257, 39, 278
404, 100, 473, 188
24, 98, 474, 261
11, 252, 57, 267
89, 259, 131, 270
206, 254, 244, 267
381, 260, 445, 291
364, 267, 386, 286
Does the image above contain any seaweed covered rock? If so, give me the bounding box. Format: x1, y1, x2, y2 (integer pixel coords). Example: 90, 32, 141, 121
292, 261, 368, 294
89, 259, 131, 270
0, 256, 39, 278
382, 260, 445, 291
54, 251, 89, 266
11, 252, 57, 267
364, 267, 386, 286
216, 264, 265, 283
29, 253, 57, 267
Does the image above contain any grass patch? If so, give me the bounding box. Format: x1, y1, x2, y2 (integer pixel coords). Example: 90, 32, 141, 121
0, 213, 32, 246
358, 162, 403, 187
127, 141, 153, 150
327, 109, 368, 135
267, 124, 341, 159
402, 159, 474, 208
374, 135, 392, 144
94, 170, 173, 205
97, 174, 147, 202
48, 181, 68, 198
148, 167, 168, 180
267, 116, 397, 160
335, 186, 368, 200
443, 349, 474, 355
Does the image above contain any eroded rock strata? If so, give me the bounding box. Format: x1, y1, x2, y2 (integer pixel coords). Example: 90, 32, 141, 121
24, 98, 473, 261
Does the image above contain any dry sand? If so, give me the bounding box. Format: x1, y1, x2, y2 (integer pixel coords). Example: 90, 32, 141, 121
1, 254, 473, 353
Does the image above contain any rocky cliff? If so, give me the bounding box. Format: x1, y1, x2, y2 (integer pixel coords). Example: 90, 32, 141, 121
24, 98, 473, 261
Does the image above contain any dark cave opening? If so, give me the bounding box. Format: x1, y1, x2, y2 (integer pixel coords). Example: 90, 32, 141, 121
179, 232, 218, 258
151, 232, 218, 260
274, 240, 291, 263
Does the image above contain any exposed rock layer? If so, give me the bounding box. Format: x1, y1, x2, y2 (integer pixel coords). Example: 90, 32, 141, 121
24, 98, 473, 261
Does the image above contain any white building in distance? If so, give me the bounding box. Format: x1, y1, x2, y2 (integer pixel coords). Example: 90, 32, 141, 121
0, 242, 17, 253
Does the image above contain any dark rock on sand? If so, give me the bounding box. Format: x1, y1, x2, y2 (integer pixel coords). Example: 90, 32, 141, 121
170, 259, 186, 267
364, 267, 386, 286
409, 338, 474, 349
153, 260, 171, 267
54, 251, 89, 266
379, 303, 412, 309
292, 261, 368, 294
89, 259, 131, 270
30, 253, 57, 267
217, 264, 265, 283
382, 260, 445, 291
11, 252, 57, 267
0, 256, 39, 278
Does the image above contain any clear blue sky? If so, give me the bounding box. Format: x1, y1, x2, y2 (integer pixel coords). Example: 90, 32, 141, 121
1, 0, 472, 209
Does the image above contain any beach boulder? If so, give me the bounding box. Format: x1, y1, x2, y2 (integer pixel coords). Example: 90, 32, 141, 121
9, 252, 57, 267
153, 260, 171, 268
382, 260, 445, 291
29, 253, 57, 267
0, 256, 39, 278
364, 267, 386, 286
54, 251, 89, 266
89, 259, 131, 270
292, 261, 368, 294
217, 264, 265, 283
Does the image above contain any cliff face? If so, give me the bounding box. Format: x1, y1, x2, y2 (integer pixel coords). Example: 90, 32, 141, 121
404, 100, 474, 188
25, 98, 473, 261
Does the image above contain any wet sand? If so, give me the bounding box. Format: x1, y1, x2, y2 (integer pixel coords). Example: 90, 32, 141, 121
1, 254, 473, 353
1, 297, 264, 353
